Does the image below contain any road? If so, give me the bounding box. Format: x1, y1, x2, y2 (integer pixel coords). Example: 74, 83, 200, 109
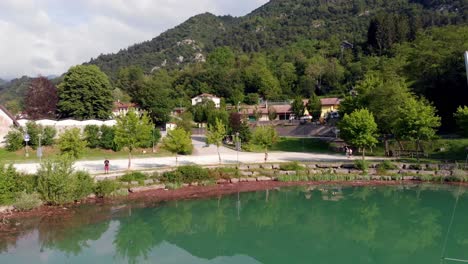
12, 136, 377, 175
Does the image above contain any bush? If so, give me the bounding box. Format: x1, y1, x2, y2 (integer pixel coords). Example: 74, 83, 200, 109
161, 165, 211, 183
42, 126, 57, 146
5, 129, 24, 151
72, 171, 94, 200
13, 192, 43, 211
57, 128, 87, 159
94, 179, 119, 198
377, 160, 397, 170
354, 160, 369, 172
280, 162, 304, 171
208, 167, 238, 179
84, 125, 101, 148
15, 175, 38, 194
100, 125, 120, 151
37, 156, 92, 205
119, 172, 147, 183
0, 165, 20, 204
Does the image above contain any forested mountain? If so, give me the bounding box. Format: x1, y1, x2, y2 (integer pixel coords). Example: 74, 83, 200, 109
88, 0, 467, 79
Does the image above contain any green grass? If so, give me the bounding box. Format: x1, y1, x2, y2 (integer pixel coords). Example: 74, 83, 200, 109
0, 146, 173, 164
247, 137, 332, 153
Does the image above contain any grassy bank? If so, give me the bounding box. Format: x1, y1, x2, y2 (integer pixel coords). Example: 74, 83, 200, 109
0, 146, 172, 163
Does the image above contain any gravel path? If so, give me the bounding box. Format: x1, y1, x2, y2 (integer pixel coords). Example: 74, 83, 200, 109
12, 136, 379, 175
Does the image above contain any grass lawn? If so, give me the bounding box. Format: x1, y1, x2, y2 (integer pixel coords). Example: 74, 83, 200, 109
0, 146, 173, 164
247, 137, 333, 153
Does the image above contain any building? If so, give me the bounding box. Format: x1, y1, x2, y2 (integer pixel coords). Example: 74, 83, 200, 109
242, 104, 293, 121
112, 101, 139, 116
320, 98, 341, 118
191, 93, 221, 108
0, 105, 19, 147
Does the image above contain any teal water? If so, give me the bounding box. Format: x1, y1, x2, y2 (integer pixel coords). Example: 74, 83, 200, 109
1, 184, 468, 264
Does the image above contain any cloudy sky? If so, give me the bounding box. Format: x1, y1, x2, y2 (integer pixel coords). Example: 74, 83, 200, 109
0, 0, 268, 79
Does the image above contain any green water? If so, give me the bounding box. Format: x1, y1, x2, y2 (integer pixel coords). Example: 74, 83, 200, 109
1, 184, 468, 264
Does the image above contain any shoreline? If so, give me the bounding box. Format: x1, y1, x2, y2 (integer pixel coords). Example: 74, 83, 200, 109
1, 179, 466, 225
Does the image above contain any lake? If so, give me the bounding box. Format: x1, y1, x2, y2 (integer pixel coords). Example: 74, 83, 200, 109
1, 184, 467, 263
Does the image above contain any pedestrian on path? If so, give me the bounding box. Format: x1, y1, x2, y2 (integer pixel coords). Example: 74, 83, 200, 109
104, 158, 110, 174
348, 148, 353, 159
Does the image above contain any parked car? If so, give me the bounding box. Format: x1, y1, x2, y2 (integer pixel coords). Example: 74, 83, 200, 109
300, 115, 312, 120
329, 111, 340, 119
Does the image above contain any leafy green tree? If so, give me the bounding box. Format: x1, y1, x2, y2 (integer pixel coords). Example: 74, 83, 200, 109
252, 126, 278, 162
206, 118, 227, 163
454, 106, 468, 136
162, 128, 193, 166
291, 96, 304, 119
57, 65, 113, 119
42, 126, 56, 146
338, 109, 379, 160
394, 97, 441, 153
84, 125, 101, 148
306, 92, 321, 119
175, 112, 194, 134
116, 66, 145, 98
57, 128, 87, 159
114, 109, 153, 169
268, 106, 277, 121
245, 93, 260, 105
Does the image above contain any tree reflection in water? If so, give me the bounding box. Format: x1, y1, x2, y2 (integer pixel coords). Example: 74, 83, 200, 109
1, 184, 467, 264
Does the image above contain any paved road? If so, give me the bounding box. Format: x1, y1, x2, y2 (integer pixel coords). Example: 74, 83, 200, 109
12, 136, 378, 175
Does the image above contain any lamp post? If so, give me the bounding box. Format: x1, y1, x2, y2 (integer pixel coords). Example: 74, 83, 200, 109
236, 132, 241, 165
23, 133, 30, 158
37, 133, 43, 162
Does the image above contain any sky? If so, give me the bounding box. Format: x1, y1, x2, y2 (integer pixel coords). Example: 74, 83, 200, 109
0, 0, 269, 80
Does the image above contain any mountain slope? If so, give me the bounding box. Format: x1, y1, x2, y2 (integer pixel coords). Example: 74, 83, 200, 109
88, 0, 467, 80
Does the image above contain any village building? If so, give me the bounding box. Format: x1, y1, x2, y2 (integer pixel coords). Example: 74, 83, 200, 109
191, 93, 221, 108
112, 101, 139, 116
320, 98, 341, 118
0, 105, 19, 147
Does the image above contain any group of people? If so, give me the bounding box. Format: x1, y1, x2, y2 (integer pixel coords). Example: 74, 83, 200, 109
344, 146, 353, 159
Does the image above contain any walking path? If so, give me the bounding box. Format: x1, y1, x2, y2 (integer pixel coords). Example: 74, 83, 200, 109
12, 136, 379, 175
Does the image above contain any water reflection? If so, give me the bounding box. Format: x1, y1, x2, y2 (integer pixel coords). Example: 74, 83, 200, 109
1, 184, 468, 264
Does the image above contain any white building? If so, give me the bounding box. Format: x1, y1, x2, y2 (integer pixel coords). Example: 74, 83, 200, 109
0, 105, 19, 147
191, 93, 221, 108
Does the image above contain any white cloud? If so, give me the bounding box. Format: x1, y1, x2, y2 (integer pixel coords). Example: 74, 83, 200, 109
0, 0, 269, 79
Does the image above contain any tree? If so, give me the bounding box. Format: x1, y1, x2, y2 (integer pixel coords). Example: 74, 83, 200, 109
252, 126, 278, 162
100, 125, 119, 151
394, 97, 441, 153
291, 97, 304, 119
454, 106, 468, 136
306, 92, 321, 119
57, 65, 113, 120
57, 128, 87, 159
114, 109, 153, 169
338, 109, 379, 160
268, 106, 277, 121
24, 76, 58, 119
206, 118, 227, 163
162, 128, 193, 166
175, 112, 194, 134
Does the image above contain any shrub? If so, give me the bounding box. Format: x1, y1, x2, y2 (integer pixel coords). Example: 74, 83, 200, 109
119, 172, 147, 183
72, 171, 94, 200
208, 167, 238, 179
84, 125, 101, 148
42, 126, 57, 146
57, 128, 87, 159
354, 160, 369, 172
0, 165, 20, 204
280, 162, 304, 171
161, 165, 211, 183
37, 156, 93, 205
94, 179, 119, 198
100, 125, 120, 151
5, 129, 24, 151
15, 175, 38, 194
13, 192, 43, 211
377, 160, 397, 170
165, 182, 183, 190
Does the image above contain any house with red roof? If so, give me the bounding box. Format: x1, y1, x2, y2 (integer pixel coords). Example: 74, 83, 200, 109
320, 98, 341, 118
191, 93, 221, 108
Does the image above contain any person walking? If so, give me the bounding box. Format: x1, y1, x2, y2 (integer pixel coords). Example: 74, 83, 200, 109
104, 158, 110, 174
348, 148, 353, 159
345, 146, 349, 158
